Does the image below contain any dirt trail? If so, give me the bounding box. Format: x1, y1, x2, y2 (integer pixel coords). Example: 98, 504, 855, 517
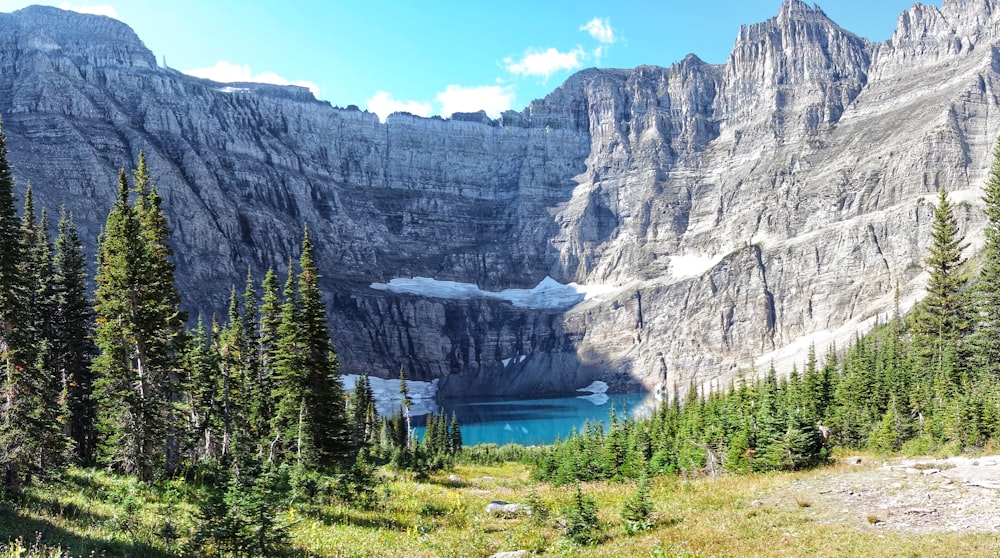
759, 455, 1000, 533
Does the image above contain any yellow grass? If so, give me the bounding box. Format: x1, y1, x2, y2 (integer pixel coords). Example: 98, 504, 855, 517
5, 460, 1000, 557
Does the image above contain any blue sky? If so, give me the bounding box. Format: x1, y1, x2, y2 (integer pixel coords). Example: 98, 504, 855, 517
0, 1, 931, 120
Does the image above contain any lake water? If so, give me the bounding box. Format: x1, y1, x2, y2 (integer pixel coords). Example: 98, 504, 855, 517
412, 392, 657, 446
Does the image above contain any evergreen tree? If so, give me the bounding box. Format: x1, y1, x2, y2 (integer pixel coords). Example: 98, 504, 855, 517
563, 485, 602, 545
397, 366, 412, 450
241, 268, 266, 450
13, 195, 69, 481
52, 208, 97, 464
271, 262, 305, 465
348, 374, 377, 449
912, 188, 971, 386
93, 159, 185, 481
398, 365, 411, 410
254, 267, 281, 445
217, 286, 248, 459
621, 468, 654, 534
0, 120, 67, 494
975, 139, 1000, 378
19, 187, 57, 346
134, 154, 187, 476
448, 412, 462, 455
424, 413, 437, 454
296, 226, 350, 468
183, 317, 218, 463
194, 458, 291, 557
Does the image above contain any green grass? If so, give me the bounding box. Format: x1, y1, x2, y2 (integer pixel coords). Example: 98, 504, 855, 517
0, 468, 197, 557
3, 461, 1000, 557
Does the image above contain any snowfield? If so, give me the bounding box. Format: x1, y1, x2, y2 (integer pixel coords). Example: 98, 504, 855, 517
370, 276, 618, 309
668, 254, 726, 279
342, 374, 439, 417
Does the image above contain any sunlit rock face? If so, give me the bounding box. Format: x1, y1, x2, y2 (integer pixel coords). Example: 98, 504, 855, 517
3, 1, 1000, 398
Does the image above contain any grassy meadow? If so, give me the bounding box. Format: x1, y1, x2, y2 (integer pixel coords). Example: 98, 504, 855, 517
3, 454, 1000, 558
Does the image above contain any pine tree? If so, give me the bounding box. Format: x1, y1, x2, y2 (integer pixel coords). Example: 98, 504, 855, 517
93, 158, 185, 481
424, 413, 437, 454
254, 267, 281, 445
621, 467, 654, 534
134, 153, 187, 476
349, 374, 377, 449
564, 485, 602, 545
19, 186, 57, 346
912, 188, 971, 388
241, 268, 266, 450
218, 286, 248, 459
294, 226, 349, 468
183, 317, 217, 462
975, 139, 1000, 378
52, 208, 96, 464
448, 412, 462, 455
0, 116, 23, 363
93, 169, 150, 479
0, 120, 69, 494
271, 262, 305, 465
12, 194, 69, 480
397, 366, 412, 450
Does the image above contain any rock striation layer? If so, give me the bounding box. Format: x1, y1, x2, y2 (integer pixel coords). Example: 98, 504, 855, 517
2, 1, 1000, 398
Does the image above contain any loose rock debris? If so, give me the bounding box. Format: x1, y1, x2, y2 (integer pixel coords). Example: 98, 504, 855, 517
756, 455, 1000, 533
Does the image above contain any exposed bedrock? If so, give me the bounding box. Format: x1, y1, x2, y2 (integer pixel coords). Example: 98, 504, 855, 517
2, 1, 999, 397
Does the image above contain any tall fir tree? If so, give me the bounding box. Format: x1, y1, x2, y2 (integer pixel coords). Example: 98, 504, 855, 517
270, 228, 350, 470
19, 186, 57, 346
0, 135, 69, 492
271, 262, 305, 465
52, 208, 97, 464
912, 188, 971, 388
134, 153, 187, 475
18, 195, 69, 477
975, 139, 1000, 378
218, 286, 251, 459
241, 268, 265, 450
348, 374, 377, 449
0, 116, 22, 355
93, 157, 185, 481
183, 317, 220, 462
93, 168, 151, 479
296, 226, 350, 468
253, 267, 281, 449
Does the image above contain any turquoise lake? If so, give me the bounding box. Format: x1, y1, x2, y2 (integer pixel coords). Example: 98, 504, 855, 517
413, 392, 657, 446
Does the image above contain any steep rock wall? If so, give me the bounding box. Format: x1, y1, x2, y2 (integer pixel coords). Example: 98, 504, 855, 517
2, 2, 999, 397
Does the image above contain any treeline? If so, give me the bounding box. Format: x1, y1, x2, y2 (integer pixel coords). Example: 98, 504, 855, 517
0, 120, 458, 553
533, 143, 1000, 485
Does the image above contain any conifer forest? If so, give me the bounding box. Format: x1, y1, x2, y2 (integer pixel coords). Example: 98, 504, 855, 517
5, 107, 1000, 555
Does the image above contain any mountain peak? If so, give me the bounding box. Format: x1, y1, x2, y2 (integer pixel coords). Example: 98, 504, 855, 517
777, 0, 823, 19
3, 5, 155, 69
1, 0, 999, 400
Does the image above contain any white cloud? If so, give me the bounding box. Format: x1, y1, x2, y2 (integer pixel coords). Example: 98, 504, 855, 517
503, 46, 585, 80
436, 84, 514, 119
580, 17, 616, 44
593, 45, 605, 63
57, 2, 117, 18
183, 60, 320, 97
365, 91, 433, 122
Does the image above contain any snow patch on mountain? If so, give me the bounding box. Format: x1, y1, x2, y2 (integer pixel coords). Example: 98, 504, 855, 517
370, 276, 619, 309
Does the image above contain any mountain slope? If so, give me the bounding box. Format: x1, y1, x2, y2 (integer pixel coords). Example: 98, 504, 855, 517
1, 1, 999, 397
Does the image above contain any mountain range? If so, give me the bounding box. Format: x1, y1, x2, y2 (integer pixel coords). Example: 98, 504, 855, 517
1, 0, 998, 399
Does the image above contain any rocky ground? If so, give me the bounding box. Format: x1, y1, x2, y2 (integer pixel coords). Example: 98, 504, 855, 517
757, 455, 1000, 533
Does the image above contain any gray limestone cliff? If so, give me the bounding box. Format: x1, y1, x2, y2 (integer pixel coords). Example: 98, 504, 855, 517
1, 1, 999, 398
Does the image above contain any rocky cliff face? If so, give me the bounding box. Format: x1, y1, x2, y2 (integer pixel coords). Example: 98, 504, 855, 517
2, 1, 999, 398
